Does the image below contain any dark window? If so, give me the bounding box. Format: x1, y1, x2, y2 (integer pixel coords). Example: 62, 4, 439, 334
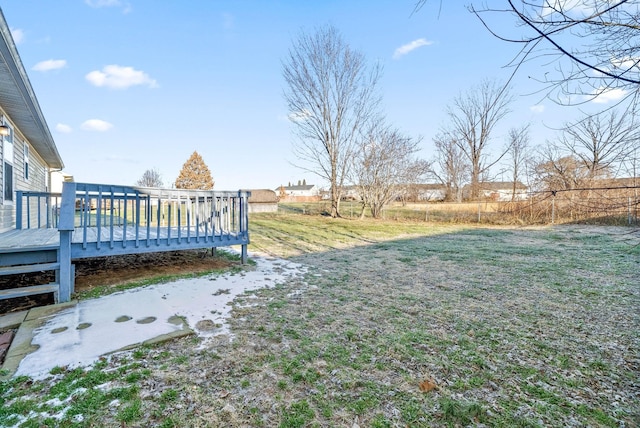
4, 162, 13, 202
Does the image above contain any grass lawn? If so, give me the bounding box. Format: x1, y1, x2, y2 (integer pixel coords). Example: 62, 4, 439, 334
1, 212, 638, 427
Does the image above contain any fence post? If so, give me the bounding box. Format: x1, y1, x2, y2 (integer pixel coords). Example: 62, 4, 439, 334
478, 203, 481, 223
629, 197, 632, 226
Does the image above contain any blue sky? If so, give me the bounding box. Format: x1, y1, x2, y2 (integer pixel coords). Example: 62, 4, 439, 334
2, 1, 621, 190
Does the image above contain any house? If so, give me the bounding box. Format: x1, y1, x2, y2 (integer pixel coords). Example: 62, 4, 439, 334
247, 189, 278, 213
50, 171, 74, 194
405, 183, 448, 202
275, 181, 320, 202
340, 185, 360, 201
340, 183, 448, 202
0, 8, 64, 232
463, 181, 529, 201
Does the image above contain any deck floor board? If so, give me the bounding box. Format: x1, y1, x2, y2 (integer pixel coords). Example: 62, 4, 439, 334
1, 227, 241, 256
0, 229, 60, 251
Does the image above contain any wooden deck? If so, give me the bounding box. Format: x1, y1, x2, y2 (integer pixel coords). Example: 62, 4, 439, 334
0, 228, 60, 251
0, 182, 251, 304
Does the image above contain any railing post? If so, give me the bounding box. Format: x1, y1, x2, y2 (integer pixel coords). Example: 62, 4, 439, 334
58, 182, 77, 302
239, 190, 250, 264
46, 194, 51, 228
16, 190, 23, 229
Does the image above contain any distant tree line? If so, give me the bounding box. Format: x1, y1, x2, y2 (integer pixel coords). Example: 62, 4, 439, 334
281, 4, 639, 218
135, 150, 214, 190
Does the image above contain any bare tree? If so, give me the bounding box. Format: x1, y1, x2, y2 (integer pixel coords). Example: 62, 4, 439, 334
175, 151, 214, 190
558, 108, 640, 180
506, 124, 531, 201
533, 145, 589, 191
432, 133, 468, 202
136, 168, 163, 188
468, 1, 640, 106
351, 123, 429, 218
282, 25, 381, 218
442, 79, 514, 200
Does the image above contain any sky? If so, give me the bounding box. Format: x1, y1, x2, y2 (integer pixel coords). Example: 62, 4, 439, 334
1, 0, 624, 190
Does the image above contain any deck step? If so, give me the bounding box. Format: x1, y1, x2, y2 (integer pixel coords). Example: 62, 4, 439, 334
0, 283, 59, 300
0, 262, 61, 276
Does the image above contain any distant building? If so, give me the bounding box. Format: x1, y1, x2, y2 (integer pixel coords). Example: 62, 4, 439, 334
51, 171, 74, 194
275, 182, 320, 202
463, 181, 529, 201
406, 184, 448, 202
342, 184, 448, 202
247, 189, 278, 213
340, 185, 360, 201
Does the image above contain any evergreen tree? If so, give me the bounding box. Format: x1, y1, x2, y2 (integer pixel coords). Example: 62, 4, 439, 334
174, 151, 214, 190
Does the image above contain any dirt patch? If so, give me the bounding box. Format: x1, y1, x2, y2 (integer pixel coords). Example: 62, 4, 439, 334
0, 249, 235, 314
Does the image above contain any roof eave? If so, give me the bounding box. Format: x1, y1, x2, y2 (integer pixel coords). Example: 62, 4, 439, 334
0, 8, 63, 169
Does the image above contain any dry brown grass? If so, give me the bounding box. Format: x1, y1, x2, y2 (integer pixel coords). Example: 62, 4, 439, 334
1, 219, 638, 427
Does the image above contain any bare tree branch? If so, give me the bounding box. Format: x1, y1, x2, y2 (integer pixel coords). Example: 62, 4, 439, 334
351, 121, 429, 218
136, 168, 164, 188
282, 25, 381, 217
468, 1, 640, 106
558, 107, 640, 178
442, 79, 514, 200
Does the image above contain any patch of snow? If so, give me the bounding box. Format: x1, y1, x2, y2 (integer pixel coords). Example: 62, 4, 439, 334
15, 255, 307, 379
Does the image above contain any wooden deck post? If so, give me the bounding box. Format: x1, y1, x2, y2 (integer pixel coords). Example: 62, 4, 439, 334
241, 244, 248, 264
58, 231, 72, 302
57, 182, 77, 302
239, 190, 250, 264
16, 191, 23, 229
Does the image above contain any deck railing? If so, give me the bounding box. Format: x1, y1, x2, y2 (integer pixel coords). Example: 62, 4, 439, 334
15, 191, 62, 229
58, 182, 250, 251
9, 182, 251, 303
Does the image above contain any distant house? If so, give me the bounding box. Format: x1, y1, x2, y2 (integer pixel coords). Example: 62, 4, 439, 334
463, 181, 528, 201
0, 9, 64, 232
247, 189, 278, 213
341, 184, 448, 202
51, 171, 74, 194
407, 184, 448, 202
340, 185, 360, 201
276, 182, 320, 202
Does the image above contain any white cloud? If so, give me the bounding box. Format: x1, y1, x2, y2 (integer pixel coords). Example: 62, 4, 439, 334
288, 109, 312, 122
85, 65, 158, 89
81, 119, 113, 132
393, 38, 433, 59
86, 0, 120, 6
32, 59, 67, 72
610, 56, 640, 72
591, 87, 627, 104
85, 0, 132, 13
530, 104, 545, 114
542, 0, 593, 18
10, 28, 24, 44
56, 123, 73, 133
